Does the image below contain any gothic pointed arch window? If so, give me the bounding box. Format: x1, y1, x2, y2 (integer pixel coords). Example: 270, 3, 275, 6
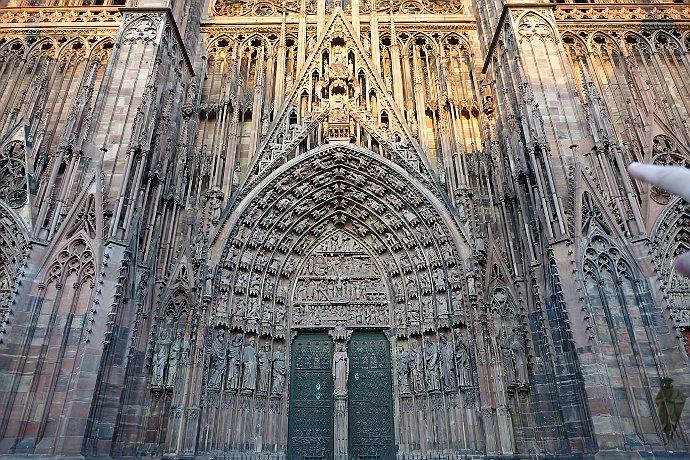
580, 232, 665, 434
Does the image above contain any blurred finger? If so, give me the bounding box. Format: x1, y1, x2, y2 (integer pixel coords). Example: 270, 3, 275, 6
628, 163, 690, 202
675, 252, 690, 278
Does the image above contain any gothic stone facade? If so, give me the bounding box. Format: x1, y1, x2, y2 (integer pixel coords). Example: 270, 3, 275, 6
0, 0, 690, 459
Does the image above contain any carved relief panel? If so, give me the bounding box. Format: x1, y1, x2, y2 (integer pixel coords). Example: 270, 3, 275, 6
291, 230, 390, 328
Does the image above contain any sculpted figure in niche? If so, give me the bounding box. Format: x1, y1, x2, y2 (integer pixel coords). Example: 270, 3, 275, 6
440, 333, 456, 392
152, 329, 170, 388
208, 330, 227, 390
242, 336, 258, 391
257, 343, 272, 393
315, 79, 325, 105
424, 335, 440, 391
501, 327, 529, 387
397, 344, 411, 395
333, 341, 349, 397
271, 344, 286, 395
409, 338, 425, 393
454, 329, 471, 387
211, 195, 222, 224
227, 333, 243, 390
246, 298, 260, 321
167, 329, 183, 389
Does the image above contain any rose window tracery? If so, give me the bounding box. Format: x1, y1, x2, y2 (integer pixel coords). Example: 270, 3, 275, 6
651, 135, 690, 205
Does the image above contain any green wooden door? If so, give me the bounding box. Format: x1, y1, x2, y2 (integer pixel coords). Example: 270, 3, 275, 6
287, 333, 334, 460
348, 332, 395, 460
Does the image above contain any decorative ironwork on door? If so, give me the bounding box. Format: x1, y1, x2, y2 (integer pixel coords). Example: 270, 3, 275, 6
348, 332, 395, 460
287, 333, 334, 460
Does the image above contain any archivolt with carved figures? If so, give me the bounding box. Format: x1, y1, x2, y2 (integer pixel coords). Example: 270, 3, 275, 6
194, 143, 477, 454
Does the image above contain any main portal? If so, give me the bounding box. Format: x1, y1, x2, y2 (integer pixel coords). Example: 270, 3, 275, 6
287, 331, 395, 460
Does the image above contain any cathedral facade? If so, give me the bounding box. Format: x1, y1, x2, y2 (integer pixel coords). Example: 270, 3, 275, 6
1, 0, 690, 458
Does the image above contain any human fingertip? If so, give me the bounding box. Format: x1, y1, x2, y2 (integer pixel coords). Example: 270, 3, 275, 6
675, 255, 690, 278
628, 162, 641, 170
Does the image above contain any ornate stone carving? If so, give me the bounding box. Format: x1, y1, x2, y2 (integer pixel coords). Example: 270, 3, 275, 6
241, 336, 258, 392
499, 327, 529, 388
227, 332, 244, 390
291, 230, 390, 328
208, 330, 227, 390
270, 344, 286, 396
518, 13, 554, 40
152, 329, 170, 389
0, 141, 27, 209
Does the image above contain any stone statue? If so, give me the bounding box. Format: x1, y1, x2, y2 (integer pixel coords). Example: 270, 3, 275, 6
211, 196, 222, 224
181, 79, 198, 118
152, 329, 170, 388
194, 233, 204, 261
232, 161, 241, 187
501, 327, 528, 387
440, 333, 455, 392
315, 78, 324, 104
261, 115, 269, 137
257, 343, 271, 394
397, 345, 411, 395
166, 330, 183, 388
241, 336, 258, 391
208, 330, 227, 390
454, 330, 471, 387
332, 341, 349, 397
409, 338, 425, 393
271, 345, 286, 395
227, 333, 243, 390
424, 335, 440, 391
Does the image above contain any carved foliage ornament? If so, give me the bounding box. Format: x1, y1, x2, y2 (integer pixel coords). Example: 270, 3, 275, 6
212, 0, 300, 16
0, 141, 27, 209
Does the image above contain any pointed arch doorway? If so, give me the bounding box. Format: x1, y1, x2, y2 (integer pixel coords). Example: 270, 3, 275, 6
286, 230, 395, 460
210, 144, 473, 458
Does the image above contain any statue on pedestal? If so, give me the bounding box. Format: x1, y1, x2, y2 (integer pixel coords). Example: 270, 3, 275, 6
227, 332, 243, 390
271, 345, 286, 396
397, 345, 411, 395
152, 329, 170, 388
332, 341, 349, 397
424, 335, 440, 391
208, 330, 226, 390
242, 336, 258, 392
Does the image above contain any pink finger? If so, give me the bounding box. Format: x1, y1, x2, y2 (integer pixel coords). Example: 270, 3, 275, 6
675, 252, 690, 278
628, 163, 690, 202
